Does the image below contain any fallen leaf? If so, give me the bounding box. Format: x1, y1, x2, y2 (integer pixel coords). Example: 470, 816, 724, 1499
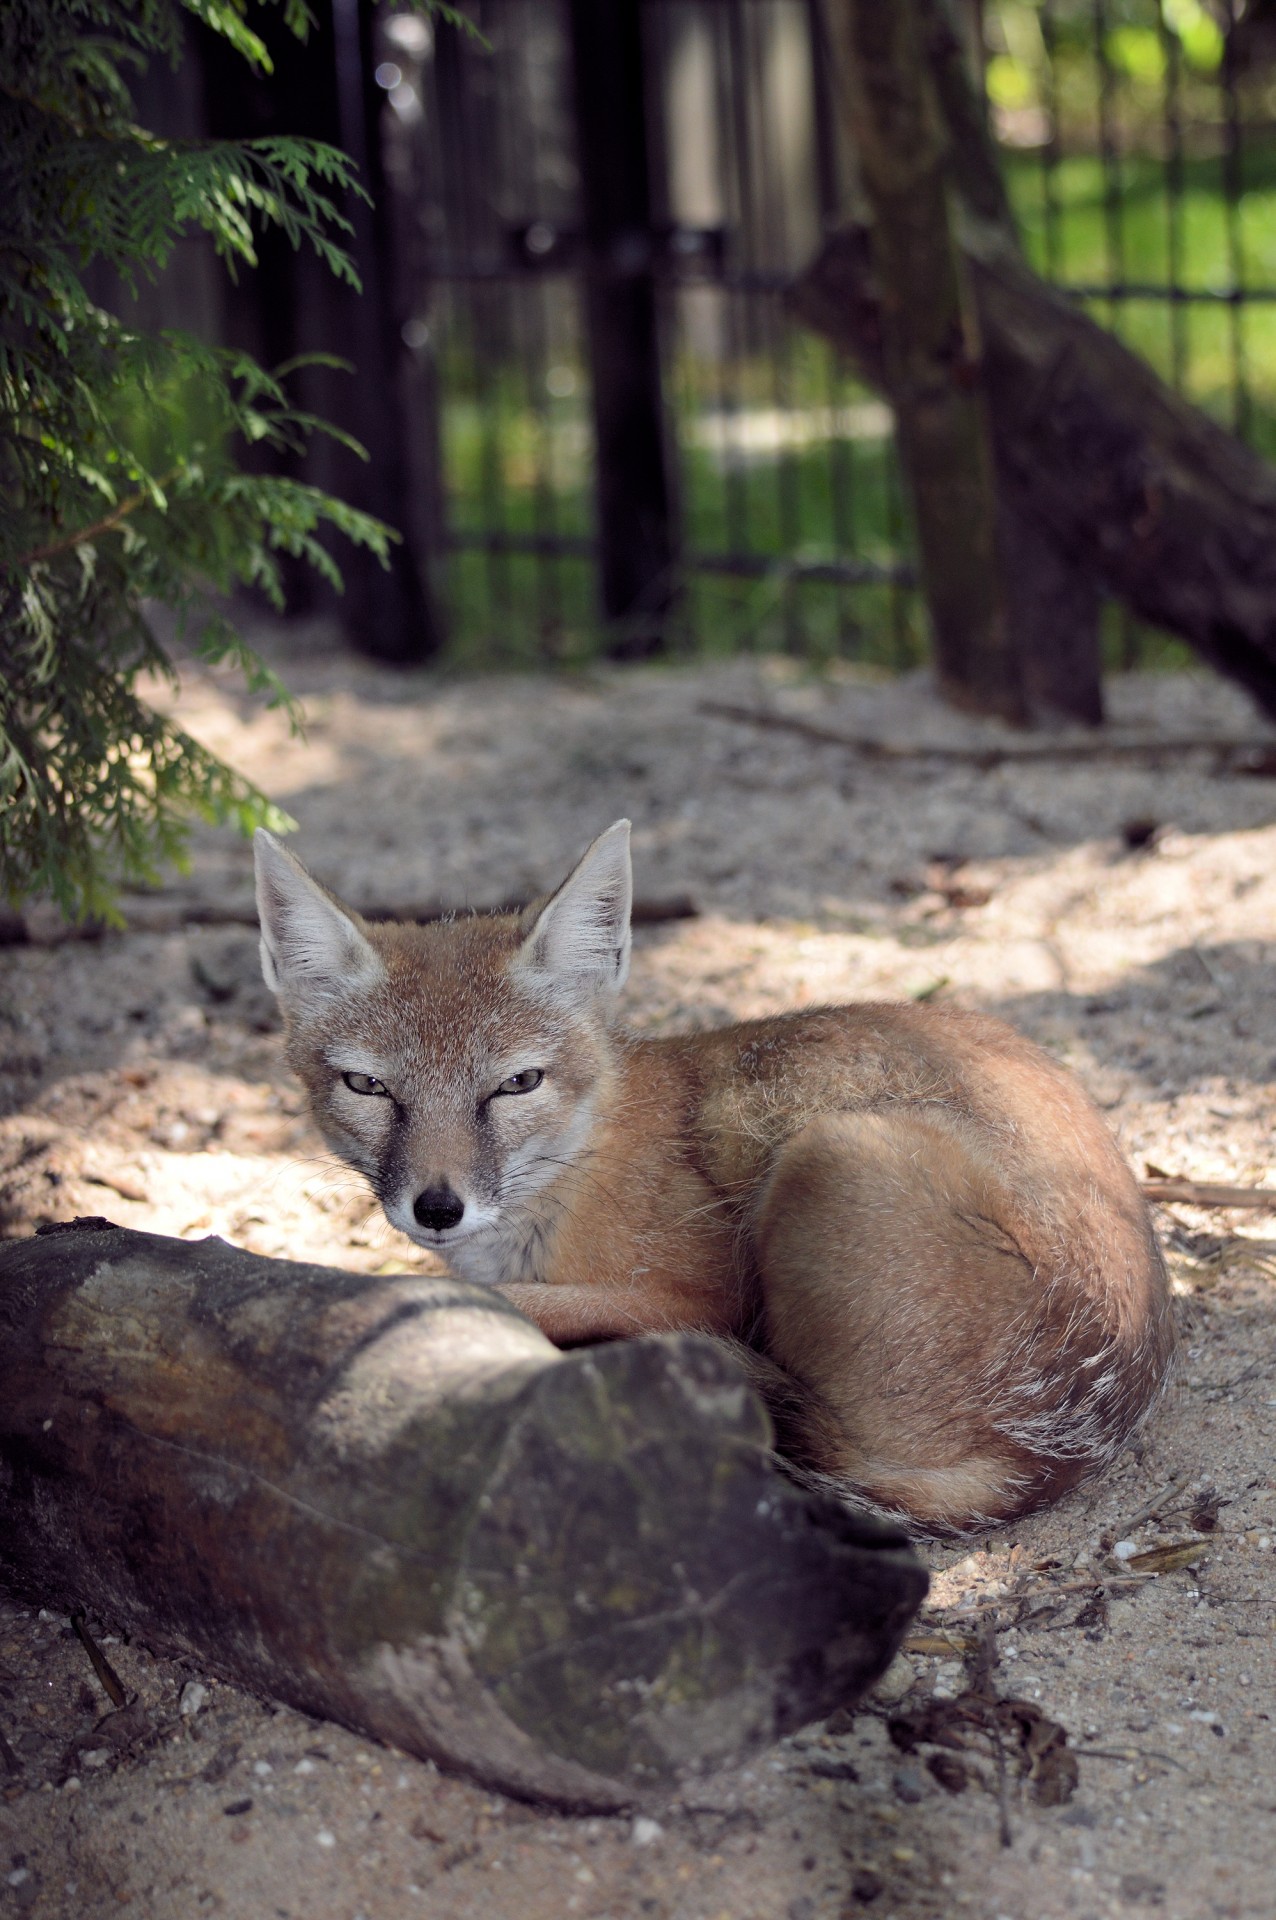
1189, 1490, 1222, 1533
1124, 1541, 1209, 1574
89, 1702, 152, 1750
887, 1701, 971, 1754
1033, 1745, 1079, 1806
926, 1751, 968, 1794
902, 1631, 975, 1657
1071, 1589, 1109, 1634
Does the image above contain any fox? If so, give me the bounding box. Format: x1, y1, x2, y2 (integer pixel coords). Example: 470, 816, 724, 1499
253, 818, 1175, 1534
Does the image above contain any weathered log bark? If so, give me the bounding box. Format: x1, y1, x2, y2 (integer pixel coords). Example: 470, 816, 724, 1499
916, 0, 1105, 725
792, 222, 1276, 725
0, 1221, 927, 1811
821, 0, 1024, 723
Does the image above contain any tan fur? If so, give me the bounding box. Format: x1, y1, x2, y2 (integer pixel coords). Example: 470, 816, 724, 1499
255, 823, 1176, 1534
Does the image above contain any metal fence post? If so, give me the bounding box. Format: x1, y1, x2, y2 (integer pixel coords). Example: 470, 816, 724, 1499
198, 0, 445, 664
566, 0, 677, 659
330, 0, 446, 663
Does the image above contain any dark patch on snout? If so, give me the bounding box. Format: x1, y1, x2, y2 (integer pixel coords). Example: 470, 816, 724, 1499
413, 1185, 466, 1232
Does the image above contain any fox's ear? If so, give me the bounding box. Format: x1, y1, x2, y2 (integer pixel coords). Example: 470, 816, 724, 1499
254, 829, 384, 1009
516, 820, 632, 998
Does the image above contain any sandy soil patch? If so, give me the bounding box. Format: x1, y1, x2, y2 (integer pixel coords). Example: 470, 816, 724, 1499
1, 623, 1274, 1920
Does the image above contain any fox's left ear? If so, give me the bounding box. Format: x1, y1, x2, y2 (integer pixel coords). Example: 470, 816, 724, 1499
517, 819, 632, 998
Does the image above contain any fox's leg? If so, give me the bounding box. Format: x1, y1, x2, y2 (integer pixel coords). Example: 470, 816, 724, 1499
494, 1281, 715, 1347
753, 1109, 1093, 1532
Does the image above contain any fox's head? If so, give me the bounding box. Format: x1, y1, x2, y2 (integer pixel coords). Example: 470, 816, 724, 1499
254, 821, 632, 1282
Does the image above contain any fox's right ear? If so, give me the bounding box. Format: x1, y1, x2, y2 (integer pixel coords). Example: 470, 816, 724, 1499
254, 830, 384, 1010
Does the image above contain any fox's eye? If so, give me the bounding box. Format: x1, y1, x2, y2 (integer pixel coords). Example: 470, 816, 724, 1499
495, 1068, 544, 1096
342, 1071, 390, 1097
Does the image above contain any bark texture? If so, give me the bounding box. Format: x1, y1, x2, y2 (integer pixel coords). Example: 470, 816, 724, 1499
822, 0, 1023, 722
793, 219, 1276, 725
0, 1221, 927, 1811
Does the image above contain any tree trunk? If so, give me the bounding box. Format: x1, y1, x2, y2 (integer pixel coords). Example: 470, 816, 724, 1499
822, 0, 1024, 723
791, 223, 1276, 722
0, 1221, 926, 1811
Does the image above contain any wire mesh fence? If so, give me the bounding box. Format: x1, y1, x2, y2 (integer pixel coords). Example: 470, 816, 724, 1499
381, 0, 1276, 667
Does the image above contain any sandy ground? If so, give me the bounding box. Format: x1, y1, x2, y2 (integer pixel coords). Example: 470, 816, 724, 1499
1, 622, 1275, 1920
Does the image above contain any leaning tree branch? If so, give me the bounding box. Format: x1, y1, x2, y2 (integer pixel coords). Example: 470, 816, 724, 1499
799, 0, 1276, 723
792, 223, 1276, 723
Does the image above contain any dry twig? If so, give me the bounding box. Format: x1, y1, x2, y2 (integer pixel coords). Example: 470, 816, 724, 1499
71, 1611, 127, 1709
1119, 1472, 1190, 1536
699, 700, 1276, 771
1142, 1178, 1276, 1210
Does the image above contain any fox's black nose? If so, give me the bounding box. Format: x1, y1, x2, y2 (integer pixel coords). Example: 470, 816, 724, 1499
413, 1186, 465, 1232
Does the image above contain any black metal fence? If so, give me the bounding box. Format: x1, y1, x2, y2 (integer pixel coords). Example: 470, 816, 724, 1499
375, 0, 1276, 667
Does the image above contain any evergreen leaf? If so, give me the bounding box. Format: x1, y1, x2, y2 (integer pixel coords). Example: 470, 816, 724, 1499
0, 0, 410, 922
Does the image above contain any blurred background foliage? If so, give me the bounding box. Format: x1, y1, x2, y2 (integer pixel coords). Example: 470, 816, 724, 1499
7, 0, 1276, 914
28, 1, 1273, 683
0, 0, 393, 918
393, 0, 1276, 670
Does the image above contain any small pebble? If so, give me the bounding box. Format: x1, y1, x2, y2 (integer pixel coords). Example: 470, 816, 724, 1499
294, 1759, 316, 1775
1059, 1806, 1097, 1828
1112, 1540, 1138, 1561
870, 1654, 916, 1705
316, 1829, 336, 1849
932, 1658, 963, 1700
81, 1749, 111, 1770
178, 1682, 208, 1718
850, 1866, 883, 1903
891, 1764, 927, 1805
253, 1760, 273, 1776
631, 1817, 663, 1847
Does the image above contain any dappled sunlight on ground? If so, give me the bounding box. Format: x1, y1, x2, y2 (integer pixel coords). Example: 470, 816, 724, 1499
2, 619, 1275, 1919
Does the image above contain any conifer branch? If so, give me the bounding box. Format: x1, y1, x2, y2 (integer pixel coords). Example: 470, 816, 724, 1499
0, 0, 403, 920
15, 472, 177, 567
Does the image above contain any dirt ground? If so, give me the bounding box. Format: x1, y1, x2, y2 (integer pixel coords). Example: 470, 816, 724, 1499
2, 620, 1275, 1920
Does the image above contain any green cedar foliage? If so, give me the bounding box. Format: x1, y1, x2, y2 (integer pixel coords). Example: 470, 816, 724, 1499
0, 0, 394, 922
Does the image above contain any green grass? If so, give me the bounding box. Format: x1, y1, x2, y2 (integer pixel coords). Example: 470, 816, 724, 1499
432, 59, 1276, 669
436, 314, 922, 669
1005, 141, 1276, 459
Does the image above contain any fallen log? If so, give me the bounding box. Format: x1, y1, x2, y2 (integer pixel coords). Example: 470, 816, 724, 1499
0, 1220, 926, 1810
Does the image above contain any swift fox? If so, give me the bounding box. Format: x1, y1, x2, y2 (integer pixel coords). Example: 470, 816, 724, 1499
255, 820, 1174, 1533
